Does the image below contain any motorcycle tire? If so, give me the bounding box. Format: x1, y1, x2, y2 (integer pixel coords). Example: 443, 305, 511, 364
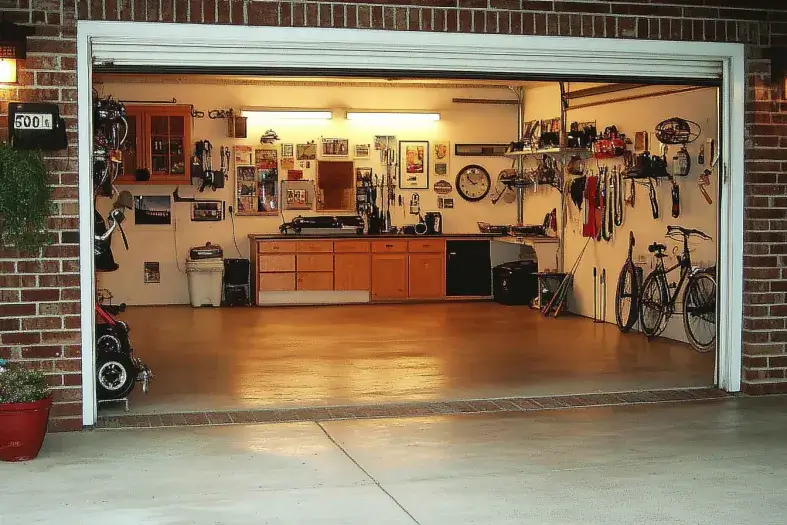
96, 324, 131, 354
96, 349, 137, 400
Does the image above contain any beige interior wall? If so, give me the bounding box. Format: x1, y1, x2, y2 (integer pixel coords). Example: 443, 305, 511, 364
523, 84, 719, 343
95, 81, 523, 305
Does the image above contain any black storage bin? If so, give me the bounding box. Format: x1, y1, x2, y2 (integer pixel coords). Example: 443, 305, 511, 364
223, 258, 250, 306
224, 258, 250, 286
493, 260, 539, 305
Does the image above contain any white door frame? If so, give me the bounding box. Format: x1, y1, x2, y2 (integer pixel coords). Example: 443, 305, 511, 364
77, 21, 745, 426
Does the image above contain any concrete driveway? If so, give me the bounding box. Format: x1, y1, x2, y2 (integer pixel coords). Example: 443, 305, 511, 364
2, 396, 786, 524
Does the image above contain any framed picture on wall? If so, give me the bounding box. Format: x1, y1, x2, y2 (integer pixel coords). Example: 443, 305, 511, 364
281, 143, 294, 158
190, 201, 223, 222
399, 140, 429, 190
296, 143, 317, 161
134, 195, 172, 225
143, 262, 160, 284
321, 138, 350, 157
355, 143, 371, 159
433, 141, 450, 178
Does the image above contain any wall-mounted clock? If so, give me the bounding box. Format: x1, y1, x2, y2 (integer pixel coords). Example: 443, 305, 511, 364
455, 165, 491, 202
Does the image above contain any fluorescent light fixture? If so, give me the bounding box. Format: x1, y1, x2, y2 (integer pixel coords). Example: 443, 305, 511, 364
0, 59, 18, 84
346, 111, 441, 122
242, 108, 333, 120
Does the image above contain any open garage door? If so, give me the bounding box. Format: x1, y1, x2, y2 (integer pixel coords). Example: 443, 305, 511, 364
77, 21, 745, 427
88, 25, 724, 82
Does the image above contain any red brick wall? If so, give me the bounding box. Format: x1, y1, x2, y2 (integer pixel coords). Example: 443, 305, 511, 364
1, 0, 785, 430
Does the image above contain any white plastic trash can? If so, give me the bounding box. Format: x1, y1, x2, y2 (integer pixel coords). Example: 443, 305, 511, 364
186, 259, 224, 307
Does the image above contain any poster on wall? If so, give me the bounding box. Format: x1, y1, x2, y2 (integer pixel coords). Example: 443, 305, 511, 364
375, 135, 396, 150
236, 166, 257, 214
399, 140, 429, 190
296, 143, 317, 160
281, 143, 294, 158
255, 147, 278, 169
354, 144, 371, 159
433, 142, 450, 178
281, 158, 296, 170
190, 201, 223, 222
321, 138, 350, 157
134, 196, 172, 225
143, 262, 160, 284
233, 145, 253, 165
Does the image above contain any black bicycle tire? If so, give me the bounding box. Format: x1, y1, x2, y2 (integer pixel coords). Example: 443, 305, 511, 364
640, 271, 667, 338
682, 272, 717, 353
615, 262, 639, 333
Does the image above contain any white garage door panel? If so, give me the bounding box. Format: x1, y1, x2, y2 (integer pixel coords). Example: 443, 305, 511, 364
89, 24, 723, 80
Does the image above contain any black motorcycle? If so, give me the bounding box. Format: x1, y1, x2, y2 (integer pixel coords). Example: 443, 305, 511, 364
94, 192, 152, 401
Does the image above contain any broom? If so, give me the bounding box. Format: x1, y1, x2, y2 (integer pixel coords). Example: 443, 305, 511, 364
542, 238, 591, 317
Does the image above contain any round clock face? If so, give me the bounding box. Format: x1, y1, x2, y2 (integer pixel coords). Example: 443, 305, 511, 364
456, 165, 491, 202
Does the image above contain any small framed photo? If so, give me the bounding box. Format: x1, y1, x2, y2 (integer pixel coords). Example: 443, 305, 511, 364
143, 262, 160, 284
134, 195, 172, 225
321, 138, 350, 157
355, 143, 371, 159
399, 140, 429, 190
281, 143, 294, 158
296, 143, 317, 161
191, 201, 222, 222
233, 145, 253, 165
434, 163, 448, 177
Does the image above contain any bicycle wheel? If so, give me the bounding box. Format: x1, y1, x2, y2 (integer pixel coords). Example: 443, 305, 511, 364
615, 262, 639, 333
640, 271, 668, 338
683, 272, 717, 353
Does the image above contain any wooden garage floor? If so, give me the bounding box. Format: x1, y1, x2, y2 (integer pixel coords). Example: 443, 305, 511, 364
107, 302, 716, 415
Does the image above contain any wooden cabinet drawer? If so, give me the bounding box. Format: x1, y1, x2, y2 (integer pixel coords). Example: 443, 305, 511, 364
258, 241, 296, 254
259, 273, 295, 291
334, 240, 371, 253
297, 254, 334, 272
297, 240, 333, 253
296, 272, 334, 291
371, 240, 408, 253
258, 254, 296, 273
408, 239, 446, 253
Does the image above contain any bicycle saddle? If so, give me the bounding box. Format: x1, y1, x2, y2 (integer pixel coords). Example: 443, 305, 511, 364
667, 225, 711, 240
648, 242, 668, 256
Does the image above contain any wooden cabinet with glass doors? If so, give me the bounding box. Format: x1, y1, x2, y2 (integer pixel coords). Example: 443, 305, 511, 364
118, 105, 191, 185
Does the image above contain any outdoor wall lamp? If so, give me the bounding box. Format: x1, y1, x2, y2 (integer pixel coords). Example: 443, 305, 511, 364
0, 17, 34, 85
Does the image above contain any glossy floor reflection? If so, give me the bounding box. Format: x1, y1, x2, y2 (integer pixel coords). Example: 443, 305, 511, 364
5, 397, 787, 524
112, 303, 714, 415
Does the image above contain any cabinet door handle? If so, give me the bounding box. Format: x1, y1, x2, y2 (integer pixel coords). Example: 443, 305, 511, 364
448, 252, 457, 256
386, 244, 394, 248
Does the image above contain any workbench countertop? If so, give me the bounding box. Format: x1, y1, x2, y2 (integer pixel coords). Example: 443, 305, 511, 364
248, 233, 507, 240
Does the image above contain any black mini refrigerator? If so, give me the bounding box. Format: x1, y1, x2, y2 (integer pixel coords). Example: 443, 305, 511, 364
493, 260, 539, 305
446, 240, 492, 297
223, 258, 250, 306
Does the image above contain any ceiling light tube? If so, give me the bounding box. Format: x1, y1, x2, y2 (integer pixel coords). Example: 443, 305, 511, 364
346, 111, 441, 122
242, 108, 333, 120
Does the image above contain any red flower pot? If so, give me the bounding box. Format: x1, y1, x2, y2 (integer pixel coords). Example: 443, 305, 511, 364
0, 396, 52, 462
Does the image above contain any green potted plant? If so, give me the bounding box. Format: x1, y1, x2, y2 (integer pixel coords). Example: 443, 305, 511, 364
0, 360, 52, 462
0, 142, 53, 252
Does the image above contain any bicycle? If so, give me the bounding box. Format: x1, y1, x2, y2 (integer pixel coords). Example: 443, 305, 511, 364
639, 225, 717, 352
615, 231, 644, 333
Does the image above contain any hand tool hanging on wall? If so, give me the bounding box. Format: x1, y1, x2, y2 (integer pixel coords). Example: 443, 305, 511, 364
671, 181, 681, 218
648, 180, 659, 219
625, 179, 635, 208
600, 168, 612, 242
699, 169, 713, 205
613, 166, 624, 227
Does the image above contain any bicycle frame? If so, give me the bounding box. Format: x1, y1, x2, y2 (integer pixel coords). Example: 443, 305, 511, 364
652, 235, 694, 314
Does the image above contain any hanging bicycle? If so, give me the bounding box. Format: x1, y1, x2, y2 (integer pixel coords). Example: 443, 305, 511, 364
639, 226, 717, 352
